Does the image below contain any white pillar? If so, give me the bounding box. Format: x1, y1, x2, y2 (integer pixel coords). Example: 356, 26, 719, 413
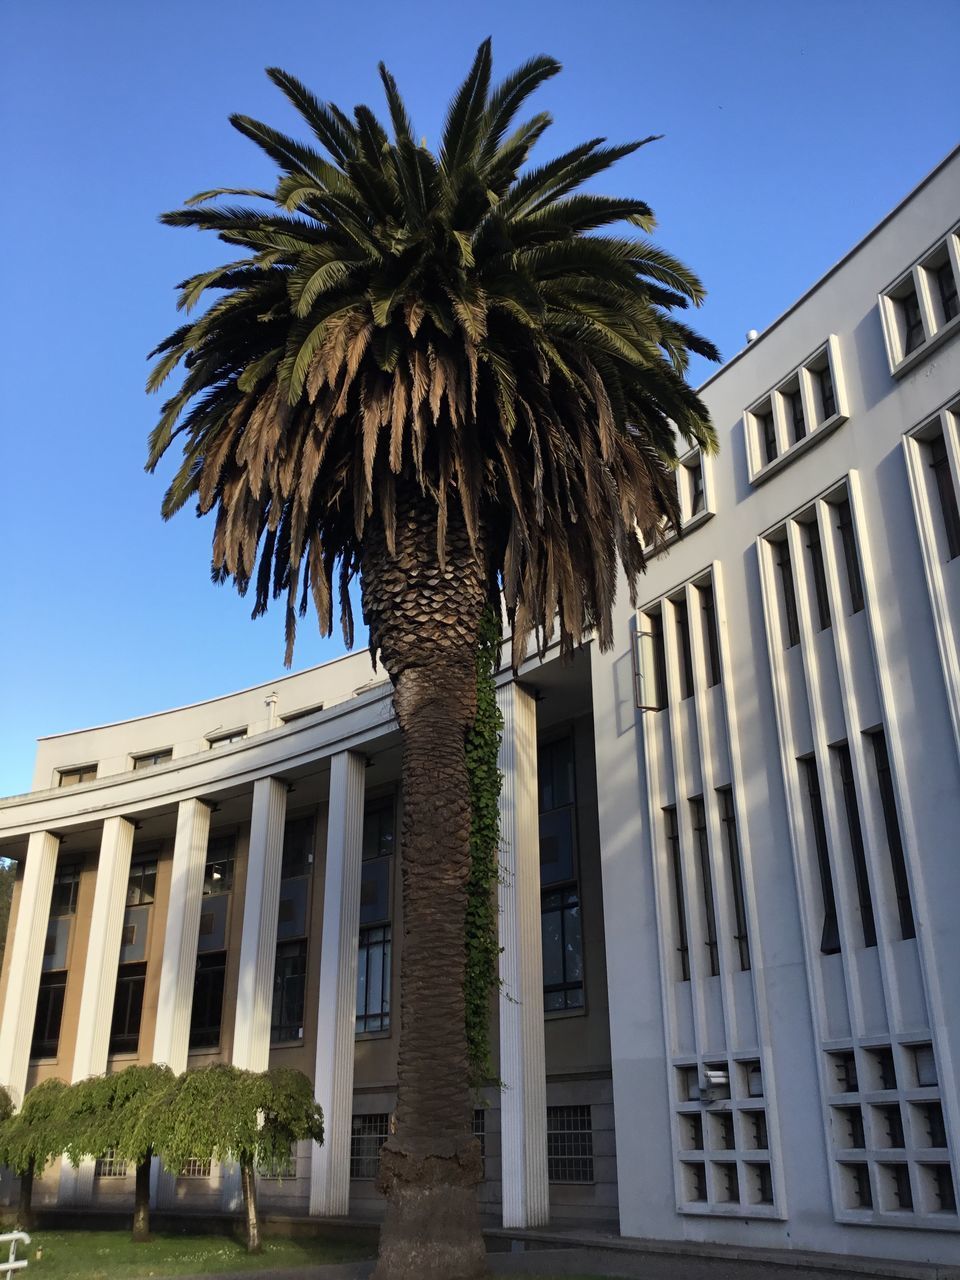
0, 831, 60, 1106
151, 798, 211, 1209
152, 799, 212, 1072
64, 815, 136, 1204
497, 681, 549, 1229
309, 751, 366, 1217
222, 777, 287, 1209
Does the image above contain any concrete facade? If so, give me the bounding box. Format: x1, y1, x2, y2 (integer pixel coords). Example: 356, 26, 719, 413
0, 150, 958, 1267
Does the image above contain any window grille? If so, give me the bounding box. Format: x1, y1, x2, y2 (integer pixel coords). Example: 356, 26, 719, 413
272, 940, 307, 1041
546, 1105, 594, 1183
350, 1114, 389, 1179
95, 1149, 128, 1178
473, 1109, 486, 1178
180, 1158, 212, 1178
356, 925, 391, 1032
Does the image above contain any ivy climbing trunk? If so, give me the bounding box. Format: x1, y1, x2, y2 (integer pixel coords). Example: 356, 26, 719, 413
241, 1159, 261, 1254
17, 1156, 34, 1231
362, 483, 489, 1280
133, 1153, 152, 1242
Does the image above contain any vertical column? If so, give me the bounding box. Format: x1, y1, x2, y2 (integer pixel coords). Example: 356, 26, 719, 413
64, 815, 135, 1204
497, 681, 549, 1229
0, 831, 60, 1106
151, 798, 211, 1209
309, 751, 366, 1217
152, 799, 212, 1072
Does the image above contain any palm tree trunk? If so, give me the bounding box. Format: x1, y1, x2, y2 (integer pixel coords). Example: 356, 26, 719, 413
132, 1152, 151, 1242
17, 1156, 34, 1231
363, 486, 489, 1280
240, 1159, 261, 1254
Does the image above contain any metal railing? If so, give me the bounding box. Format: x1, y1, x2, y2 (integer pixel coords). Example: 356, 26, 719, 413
0, 1232, 29, 1279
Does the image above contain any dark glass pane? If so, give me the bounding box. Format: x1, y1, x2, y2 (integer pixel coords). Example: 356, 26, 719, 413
818, 365, 837, 419
937, 262, 959, 321
930, 433, 960, 561
362, 798, 396, 861
691, 798, 719, 975
664, 807, 690, 981
359, 857, 391, 925
50, 864, 80, 916
807, 522, 831, 631
538, 737, 575, 812
675, 599, 695, 698
775, 540, 800, 647
31, 973, 67, 1059
835, 499, 865, 613
760, 411, 777, 464
834, 744, 877, 948
870, 730, 915, 940
109, 963, 146, 1055
802, 758, 841, 954
901, 289, 924, 353
281, 815, 315, 879
789, 388, 806, 443
271, 940, 307, 1041
719, 789, 750, 970
701, 584, 722, 687
538, 808, 575, 887
189, 952, 226, 1050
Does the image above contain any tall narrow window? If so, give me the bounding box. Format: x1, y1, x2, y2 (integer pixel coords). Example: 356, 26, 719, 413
936, 262, 959, 322
674, 599, 695, 698
688, 458, 705, 515
272, 940, 307, 1041
356, 925, 391, 1033
775, 539, 800, 648
718, 788, 750, 971
818, 364, 837, 420
357, 796, 395, 1033
901, 288, 924, 354
759, 410, 777, 464
31, 973, 67, 1059
788, 388, 806, 443
806, 521, 832, 631
664, 807, 690, 981
189, 952, 226, 1050
801, 758, 841, 954
539, 736, 584, 1011
109, 963, 147, 1055
835, 498, 865, 613
929, 433, 960, 561
700, 583, 722, 688
648, 610, 669, 709
691, 798, 719, 976
834, 745, 877, 948
869, 730, 916, 940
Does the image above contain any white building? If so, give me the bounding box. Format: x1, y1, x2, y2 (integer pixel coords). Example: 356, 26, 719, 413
0, 148, 958, 1269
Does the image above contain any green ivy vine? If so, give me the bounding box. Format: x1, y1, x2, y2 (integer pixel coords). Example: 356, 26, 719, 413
464, 605, 504, 1088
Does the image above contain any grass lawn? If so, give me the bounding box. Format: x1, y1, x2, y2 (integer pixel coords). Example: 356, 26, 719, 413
7, 1229, 375, 1278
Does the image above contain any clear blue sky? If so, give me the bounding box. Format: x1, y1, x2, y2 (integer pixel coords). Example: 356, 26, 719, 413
1, 0, 958, 796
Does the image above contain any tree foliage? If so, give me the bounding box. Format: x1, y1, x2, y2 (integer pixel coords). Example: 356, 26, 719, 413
146, 39, 718, 671
63, 1063, 174, 1168
0, 1077, 68, 1176
0, 1084, 13, 1127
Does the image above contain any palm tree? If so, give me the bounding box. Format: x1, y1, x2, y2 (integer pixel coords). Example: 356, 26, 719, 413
147, 40, 717, 1280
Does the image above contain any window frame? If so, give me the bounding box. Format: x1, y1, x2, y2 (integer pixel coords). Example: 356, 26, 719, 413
879, 225, 960, 376
745, 336, 847, 484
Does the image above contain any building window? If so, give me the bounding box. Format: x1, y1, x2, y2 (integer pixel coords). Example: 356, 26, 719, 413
272, 940, 307, 1042
664, 807, 690, 981
350, 1114, 389, 1179
547, 1105, 594, 1183
473, 1109, 486, 1178
282, 815, 315, 879
937, 261, 959, 323
833, 744, 877, 948
94, 1149, 128, 1179
640, 609, 669, 710
835, 498, 865, 613
674, 598, 695, 698
132, 750, 173, 770
180, 1158, 213, 1178
51, 862, 81, 916
774, 539, 800, 648
259, 1148, 296, 1179
691, 797, 719, 977
787, 386, 806, 444
357, 924, 391, 1033
203, 840, 235, 895
759, 409, 777, 464
126, 859, 157, 907
109, 962, 147, 1055
189, 952, 226, 1050
801, 758, 841, 955
700, 583, 722, 688
900, 288, 925, 355
539, 736, 584, 1011
31, 972, 67, 1059
363, 797, 397, 862
869, 730, 916, 940
718, 788, 750, 971
207, 729, 247, 749
58, 764, 96, 787
817, 364, 837, 421
929, 433, 960, 561
281, 702, 324, 724
806, 521, 831, 631
686, 456, 706, 516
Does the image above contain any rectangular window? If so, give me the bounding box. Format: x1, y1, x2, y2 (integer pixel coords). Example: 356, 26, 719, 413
180, 1158, 213, 1178
207, 730, 247, 749
674, 598, 695, 698
94, 1149, 128, 1179
541, 888, 584, 1010
869, 730, 916, 940
806, 521, 831, 631
759, 410, 777, 464
774, 539, 800, 648
202, 839, 235, 895
281, 814, 315, 880
929, 433, 960, 561
189, 952, 226, 1050
691, 798, 719, 976
58, 764, 96, 787
357, 924, 391, 1032
272, 939, 307, 1042
688, 458, 705, 515
936, 262, 959, 323
31, 972, 67, 1059
362, 796, 397, 862
818, 365, 837, 420
700, 583, 722, 688
258, 1148, 296, 1179
547, 1105, 594, 1183
50, 863, 81, 917
539, 736, 584, 1010
835, 498, 865, 613
788, 387, 806, 443
109, 962, 147, 1055
718, 789, 750, 971
649, 610, 669, 709
281, 702, 324, 724
833, 744, 877, 948
901, 288, 925, 354
126, 859, 157, 907
350, 1114, 389, 1179
133, 750, 173, 770
801, 758, 841, 954
664, 807, 690, 981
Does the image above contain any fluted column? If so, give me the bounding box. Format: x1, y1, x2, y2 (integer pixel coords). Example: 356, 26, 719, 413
309, 751, 366, 1217
0, 831, 60, 1106
151, 798, 211, 1209
64, 815, 135, 1204
497, 681, 549, 1228
222, 777, 287, 1210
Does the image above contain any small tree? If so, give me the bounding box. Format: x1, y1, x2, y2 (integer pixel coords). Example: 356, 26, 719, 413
63, 1064, 174, 1242
0, 1085, 13, 1126
0, 1078, 68, 1228
142, 1064, 322, 1253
